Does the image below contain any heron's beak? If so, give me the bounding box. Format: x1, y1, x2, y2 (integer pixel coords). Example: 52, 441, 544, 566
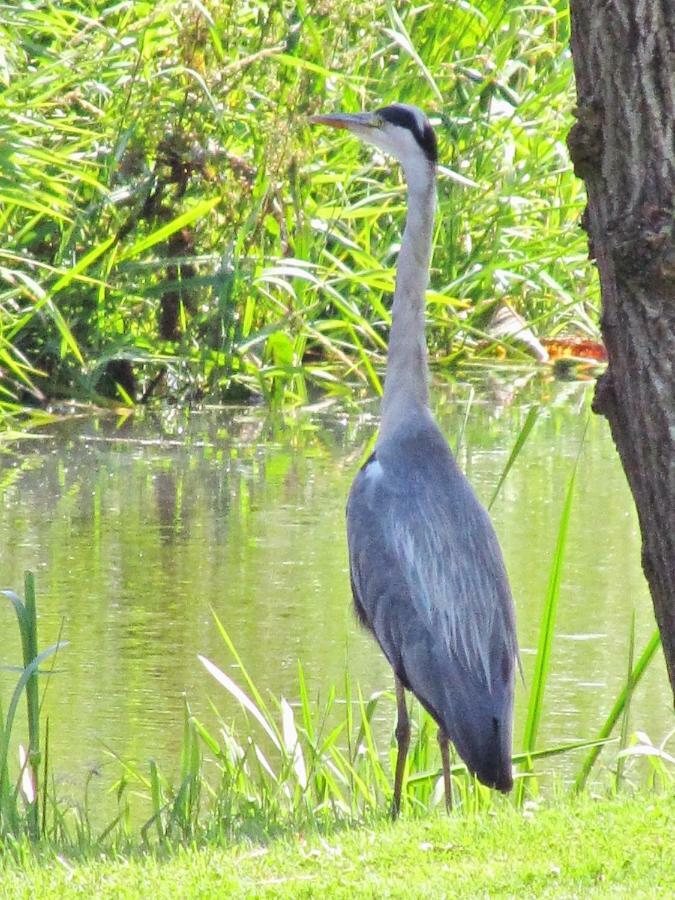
309, 112, 380, 131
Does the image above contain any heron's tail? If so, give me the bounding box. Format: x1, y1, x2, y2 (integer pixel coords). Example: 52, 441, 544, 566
400, 643, 515, 792
438, 671, 515, 792
450, 707, 513, 792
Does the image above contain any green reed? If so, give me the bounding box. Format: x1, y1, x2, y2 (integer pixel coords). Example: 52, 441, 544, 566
1, 0, 595, 422
0, 572, 66, 841
573, 627, 663, 794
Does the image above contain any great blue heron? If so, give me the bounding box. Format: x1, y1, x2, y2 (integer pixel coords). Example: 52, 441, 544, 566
311, 104, 518, 816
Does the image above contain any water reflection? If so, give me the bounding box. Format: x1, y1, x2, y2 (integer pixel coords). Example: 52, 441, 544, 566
0, 378, 671, 815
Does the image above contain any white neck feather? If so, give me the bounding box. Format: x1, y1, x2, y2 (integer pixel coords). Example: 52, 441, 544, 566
378, 156, 436, 441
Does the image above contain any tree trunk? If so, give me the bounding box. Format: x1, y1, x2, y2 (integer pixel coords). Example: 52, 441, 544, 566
567, 1, 675, 702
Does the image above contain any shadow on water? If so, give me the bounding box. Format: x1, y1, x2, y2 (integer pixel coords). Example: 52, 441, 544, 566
0, 373, 671, 817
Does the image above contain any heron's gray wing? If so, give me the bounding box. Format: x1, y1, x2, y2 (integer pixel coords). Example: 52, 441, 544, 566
347, 422, 517, 789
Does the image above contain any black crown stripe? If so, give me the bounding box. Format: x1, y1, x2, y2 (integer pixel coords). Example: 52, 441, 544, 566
377, 105, 438, 163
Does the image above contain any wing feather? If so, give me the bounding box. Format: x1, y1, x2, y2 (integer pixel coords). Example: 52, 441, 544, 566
346, 421, 517, 789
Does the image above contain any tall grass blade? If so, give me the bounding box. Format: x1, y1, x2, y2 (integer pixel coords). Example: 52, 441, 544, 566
453, 385, 474, 457
148, 758, 164, 842
385, 2, 443, 103
488, 404, 540, 510
281, 698, 308, 790
40, 717, 49, 837
0, 644, 67, 788
516, 433, 581, 804
573, 628, 662, 793
22, 572, 40, 836
209, 612, 278, 731
1, 574, 67, 838
407, 737, 614, 786
615, 612, 636, 790
117, 198, 221, 262
198, 654, 280, 749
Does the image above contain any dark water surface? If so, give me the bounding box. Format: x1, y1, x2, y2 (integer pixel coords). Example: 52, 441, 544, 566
1, 377, 671, 815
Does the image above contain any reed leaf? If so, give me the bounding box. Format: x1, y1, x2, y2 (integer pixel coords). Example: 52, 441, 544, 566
198, 654, 280, 750
573, 629, 662, 793
488, 404, 540, 510
516, 437, 579, 804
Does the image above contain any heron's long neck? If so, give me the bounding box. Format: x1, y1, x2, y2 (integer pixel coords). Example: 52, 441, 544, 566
379, 163, 436, 439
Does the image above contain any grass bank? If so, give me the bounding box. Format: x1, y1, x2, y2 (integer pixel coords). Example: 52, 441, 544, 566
1, 794, 673, 897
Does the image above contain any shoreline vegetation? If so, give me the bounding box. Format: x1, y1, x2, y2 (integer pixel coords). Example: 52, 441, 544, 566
1, 570, 671, 858
2, 0, 673, 890
2, 0, 597, 427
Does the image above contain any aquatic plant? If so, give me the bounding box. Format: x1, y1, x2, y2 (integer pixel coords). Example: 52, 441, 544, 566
0, 0, 595, 421
0, 573, 66, 841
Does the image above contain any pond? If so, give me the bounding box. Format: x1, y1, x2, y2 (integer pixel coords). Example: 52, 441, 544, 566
1, 376, 671, 819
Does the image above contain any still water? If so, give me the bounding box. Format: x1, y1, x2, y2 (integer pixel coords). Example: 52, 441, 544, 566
1, 377, 671, 814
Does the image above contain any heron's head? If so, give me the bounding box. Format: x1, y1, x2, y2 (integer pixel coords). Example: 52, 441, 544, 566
310, 103, 438, 176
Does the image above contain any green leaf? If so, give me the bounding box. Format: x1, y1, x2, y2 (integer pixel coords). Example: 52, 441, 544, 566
118, 197, 221, 262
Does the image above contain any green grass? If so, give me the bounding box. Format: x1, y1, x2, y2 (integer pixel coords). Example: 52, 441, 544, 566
0, 0, 596, 420
1, 794, 673, 897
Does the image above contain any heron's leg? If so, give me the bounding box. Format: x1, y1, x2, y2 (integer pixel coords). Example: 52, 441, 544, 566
391, 676, 410, 819
438, 728, 453, 813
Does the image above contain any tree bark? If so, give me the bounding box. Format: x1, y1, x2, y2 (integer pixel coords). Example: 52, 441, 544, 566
567, 1, 675, 702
